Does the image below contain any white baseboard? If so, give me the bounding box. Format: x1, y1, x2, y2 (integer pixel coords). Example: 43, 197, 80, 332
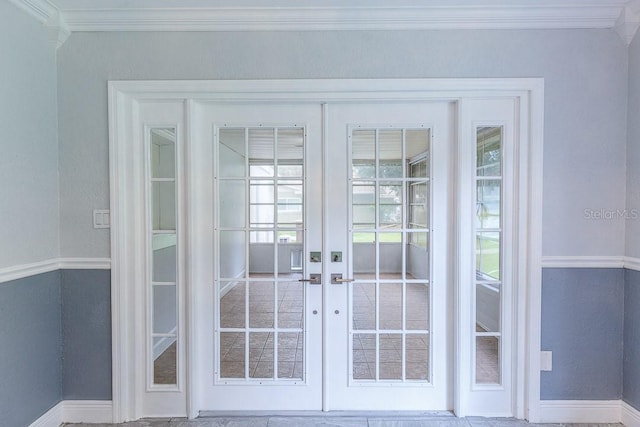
622, 401, 640, 427
63, 400, 113, 424
30, 400, 113, 426
29, 402, 63, 427
536, 400, 622, 423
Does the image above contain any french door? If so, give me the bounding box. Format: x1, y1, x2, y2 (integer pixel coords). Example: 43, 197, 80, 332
110, 79, 543, 422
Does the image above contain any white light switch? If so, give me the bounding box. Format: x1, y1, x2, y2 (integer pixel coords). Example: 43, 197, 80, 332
93, 209, 110, 229
540, 351, 553, 371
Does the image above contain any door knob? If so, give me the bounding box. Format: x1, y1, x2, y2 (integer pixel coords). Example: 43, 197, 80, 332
298, 274, 321, 285
331, 273, 354, 284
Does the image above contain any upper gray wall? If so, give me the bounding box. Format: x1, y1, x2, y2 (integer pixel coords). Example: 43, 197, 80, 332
57, 29, 628, 258
0, 2, 59, 269
626, 31, 640, 259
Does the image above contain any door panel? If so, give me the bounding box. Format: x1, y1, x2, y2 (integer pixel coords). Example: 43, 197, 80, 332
325, 102, 454, 410
193, 103, 323, 410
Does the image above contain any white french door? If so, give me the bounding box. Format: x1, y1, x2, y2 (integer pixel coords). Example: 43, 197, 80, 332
323, 102, 453, 410
110, 79, 543, 422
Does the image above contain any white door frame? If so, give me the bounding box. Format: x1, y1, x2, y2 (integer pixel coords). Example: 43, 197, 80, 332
108, 78, 544, 422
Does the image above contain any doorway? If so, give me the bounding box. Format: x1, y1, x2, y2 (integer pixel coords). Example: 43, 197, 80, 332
108, 79, 543, 422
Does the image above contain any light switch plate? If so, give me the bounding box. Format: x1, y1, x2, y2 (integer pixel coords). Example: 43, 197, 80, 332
93, 209, 110, 229
540, 351, 552, 371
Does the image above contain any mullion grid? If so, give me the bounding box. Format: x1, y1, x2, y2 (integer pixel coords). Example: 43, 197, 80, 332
473, 128, 503, 385
351, 127, 430, 384
149, 130, 178, 388
217, 126, 304, 382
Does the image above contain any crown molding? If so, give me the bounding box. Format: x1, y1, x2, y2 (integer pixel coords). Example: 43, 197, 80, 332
8, 0, 58, 23
60, 4, 628, 32
10, 1, 640, 46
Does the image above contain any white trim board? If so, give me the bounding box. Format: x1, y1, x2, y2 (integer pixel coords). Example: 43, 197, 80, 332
29, 400, 113, 427
541, 255, 640, 271
535, 399, 640, 424
0, 258, 112, 284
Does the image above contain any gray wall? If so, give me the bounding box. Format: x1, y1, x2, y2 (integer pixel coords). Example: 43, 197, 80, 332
0, 272, 62, 427
540, 268, 624, 400
61, 269, 112, 400
0, 1, 59, 269
624, 31, 640, 412
57, 29, 628, 260
627, 31, 640, 259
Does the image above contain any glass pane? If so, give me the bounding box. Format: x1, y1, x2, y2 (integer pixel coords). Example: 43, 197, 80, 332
219, 231, 246, 279
277, 230, 302, 245
406, 129, 430, 172
476, 336, 501, 384
352, 130, 375, 178
250, 230, 274, 244
219, 128, 246, 178
476, 179, 501, 229
406, 283, 429, 330
379, 160, 402, 178
249, 282, 275, 328
406, 232, 429, 280
250, 181, 274, 204
353, 182, 375, 204
379, 333, 402, 380
379, 283, 402, 330
353, 282, 376, 330
278, 165, 302, 177
477, 126, 502, 177
379, 130, 402, 161
278, 128, 304, 163
249, 128, 274, 163
476, 283, 501, 333
406, 334, 429, 381
353, 234, 375, 279
153, 285, 177, 334
250, 332, 274, 378
219, 180, 245, 228
278, 282, 303, 328
152, 181, 176, 231
476, 232, 501, 280
278, 332, 303, 379
152, 234, 176, 282
353, 205, 375, 225
220, 281, 245, 328
250, 164, 274, 177
250, 204, 274, 226
379, 233, 402, 277
151, 128, 175, 179
220, 332, 245, 378
353, 333, 376, 380
153, 336, 177, 385
379, 183, 402, 228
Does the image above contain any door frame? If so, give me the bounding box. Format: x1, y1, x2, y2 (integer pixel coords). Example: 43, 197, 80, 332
108, 78, 544, 422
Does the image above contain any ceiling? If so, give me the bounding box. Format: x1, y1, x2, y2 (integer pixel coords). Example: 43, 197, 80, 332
9, 0, 640, 47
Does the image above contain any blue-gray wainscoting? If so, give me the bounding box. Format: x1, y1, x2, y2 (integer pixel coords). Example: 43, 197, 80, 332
541, 268, 624, 400
0, 271, 62, 427
624, 268, 640, 409
61, 269, 111, 400
0, 268, 111, 427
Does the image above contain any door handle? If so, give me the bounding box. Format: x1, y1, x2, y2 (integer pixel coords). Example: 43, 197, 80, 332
331, 273, 354, 284
298, 274, 321, 285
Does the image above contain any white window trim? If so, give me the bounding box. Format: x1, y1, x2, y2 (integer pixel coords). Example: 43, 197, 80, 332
108, 78, 544, 422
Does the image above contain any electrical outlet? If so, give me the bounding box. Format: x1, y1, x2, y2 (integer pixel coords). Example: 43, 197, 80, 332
540, 351, 552, 371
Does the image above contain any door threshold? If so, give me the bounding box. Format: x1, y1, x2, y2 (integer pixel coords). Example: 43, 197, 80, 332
199, 410, 455, 418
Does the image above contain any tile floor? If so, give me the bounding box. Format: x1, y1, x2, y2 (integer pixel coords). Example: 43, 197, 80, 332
62, 416, 624, 427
